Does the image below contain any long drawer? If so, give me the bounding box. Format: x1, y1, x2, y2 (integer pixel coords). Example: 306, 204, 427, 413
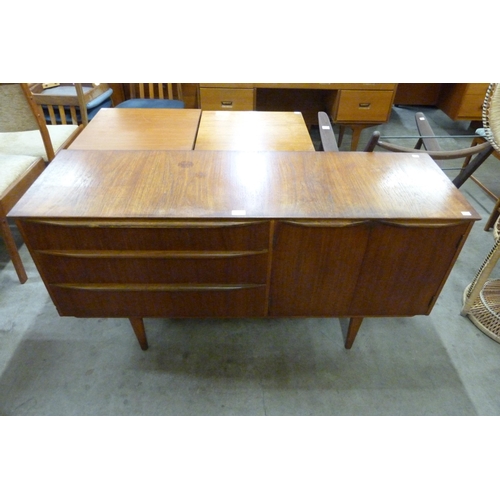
19, 219, 270, 251
34, 250, 269, 284
48, 285, 268, 317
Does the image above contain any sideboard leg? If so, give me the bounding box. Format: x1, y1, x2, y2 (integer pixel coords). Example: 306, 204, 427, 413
344, 317, 364, 349
129, 317, 148, 350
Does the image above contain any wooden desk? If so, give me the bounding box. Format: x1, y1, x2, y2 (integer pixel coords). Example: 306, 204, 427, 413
198, 84, 397, 150
11, 150, 479, 351
68, 108, 202, 151
194, 111, 315, 151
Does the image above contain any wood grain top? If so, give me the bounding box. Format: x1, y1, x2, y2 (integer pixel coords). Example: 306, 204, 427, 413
10, 150, 480, 221
68, 108, 202, 151
194, 111, 315, 151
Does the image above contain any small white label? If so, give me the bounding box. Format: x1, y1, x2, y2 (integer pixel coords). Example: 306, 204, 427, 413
321, 125, 331, 130
411, 154, 420, 157
419, 116, 426, 121
232, 210, 246, 216
461, 211, 472, 216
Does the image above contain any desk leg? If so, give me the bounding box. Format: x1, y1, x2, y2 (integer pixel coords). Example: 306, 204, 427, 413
340, 317, 364, 349
337, 124, 375, 151
350, 127, 363, 151
129, 317, 148, 350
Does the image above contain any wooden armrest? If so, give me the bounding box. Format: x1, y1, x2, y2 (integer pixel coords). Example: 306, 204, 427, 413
318, 112, 339, 152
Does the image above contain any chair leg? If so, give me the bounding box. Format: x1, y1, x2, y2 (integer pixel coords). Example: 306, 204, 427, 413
0, 217, 27, 283
485, 198, 500, 232
462, 137, 482, 169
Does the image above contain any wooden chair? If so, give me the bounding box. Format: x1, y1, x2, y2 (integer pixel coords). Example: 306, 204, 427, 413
0, 83, 82, 162
318, 112, 339, 151
0, 153, 45, 283
363, 111, 495, 189
116, 84, 184, 108
29, 83, 113, 125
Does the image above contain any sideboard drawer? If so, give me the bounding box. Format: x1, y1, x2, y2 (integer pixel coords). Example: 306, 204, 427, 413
334, 90, 394, 122
200, 87, 255, 110
19, 220, 270, 251
35, 250, 269, 284
49, 285, 268, 317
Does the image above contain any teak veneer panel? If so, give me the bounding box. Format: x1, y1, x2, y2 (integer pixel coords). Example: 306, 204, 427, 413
68, 108, 202, 151
11, 150, 478, 220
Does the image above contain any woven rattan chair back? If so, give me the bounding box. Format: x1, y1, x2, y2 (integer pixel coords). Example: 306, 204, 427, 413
461, 83, 500, 343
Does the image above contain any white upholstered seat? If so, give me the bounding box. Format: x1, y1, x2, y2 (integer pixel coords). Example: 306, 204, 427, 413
0, 153, 45, 283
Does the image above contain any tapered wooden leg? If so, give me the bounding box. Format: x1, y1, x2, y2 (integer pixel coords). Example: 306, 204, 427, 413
338, 126, 345, 147
0, 217, 27, 284
341, 317, 364, 349
129, 317, 148, 350
350, 127, 363, 151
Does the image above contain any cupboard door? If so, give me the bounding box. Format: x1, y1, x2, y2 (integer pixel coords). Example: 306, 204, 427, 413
269, 220, 371, 316
348, 221, 471, 316
269, 220, 471, 318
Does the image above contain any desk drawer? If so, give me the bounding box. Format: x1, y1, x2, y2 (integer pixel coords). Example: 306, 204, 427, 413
334, 90, 394, 122
200, 88, 255, 110
457, 96, 485, 120
455, 84, 489, 119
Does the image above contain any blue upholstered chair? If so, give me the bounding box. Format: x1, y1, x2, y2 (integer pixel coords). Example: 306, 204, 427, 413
116, 84, 184, 109
30, 83, 113, 125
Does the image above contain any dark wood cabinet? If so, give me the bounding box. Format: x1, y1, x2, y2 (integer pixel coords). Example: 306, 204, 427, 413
12, 150, 479, 350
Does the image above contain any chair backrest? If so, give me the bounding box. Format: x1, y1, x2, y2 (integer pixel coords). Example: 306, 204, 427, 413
482, 83, 500, 153
127, 83, 183, 101
0, 83, 55, 160
29, 83, 111, 125
0, 83, 40, 132
317, 112, 339, 152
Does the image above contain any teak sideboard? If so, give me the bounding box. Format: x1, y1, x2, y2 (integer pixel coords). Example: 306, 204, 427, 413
10, 150, 480, 350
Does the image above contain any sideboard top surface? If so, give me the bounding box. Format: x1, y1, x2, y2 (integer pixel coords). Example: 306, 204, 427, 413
10, 150, 480, 221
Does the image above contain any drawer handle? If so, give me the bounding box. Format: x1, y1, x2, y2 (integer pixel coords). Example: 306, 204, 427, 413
380, 220, 469, 229
358, 103, 371, 108
284, 220, 370, 228
38, 249, 268, 259
221, 100, 233, 107
53, 283, 266, 292
28, 219, 265, 229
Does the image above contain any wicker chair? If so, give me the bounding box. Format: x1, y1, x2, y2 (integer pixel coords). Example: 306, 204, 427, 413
461, 83, 500, 343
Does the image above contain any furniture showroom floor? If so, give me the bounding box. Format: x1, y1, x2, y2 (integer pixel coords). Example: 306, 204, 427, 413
1, 105, 500, 416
